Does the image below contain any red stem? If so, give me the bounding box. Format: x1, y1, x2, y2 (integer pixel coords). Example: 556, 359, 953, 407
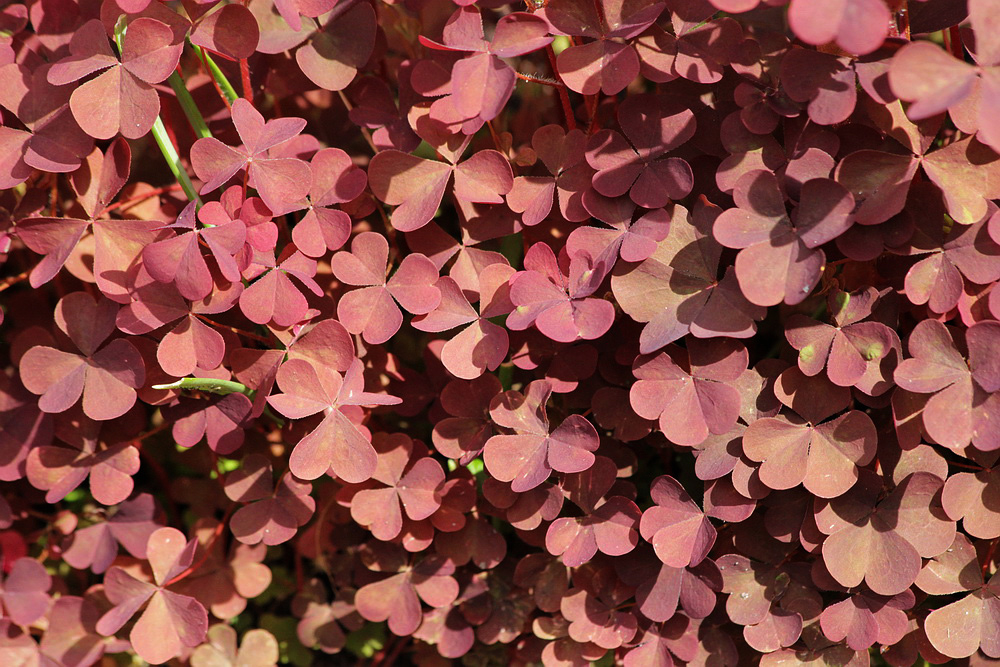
164, 509, 232, 587
49, 173, 59, 216
983, 538, 998, 579
948, 26, 964, 60
198, 48, 231, 109
161, 101, 181, 154
544, 45, 576, 131
514, 70, 565, 88
133, 422, 172, 443
949, 459, 985, 471
98, 184, 184, 217
585, 93, 600, 134
337, 90, 378, 154
240, 58, 253, 102
193, 313, 272, 344
886, 0, 909, 39
486, 120, 505, 153
0, 270, 30, 293
375, 636, 410, 667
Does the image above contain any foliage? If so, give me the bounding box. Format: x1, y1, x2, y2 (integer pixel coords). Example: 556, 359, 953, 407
0, 0, 999, 665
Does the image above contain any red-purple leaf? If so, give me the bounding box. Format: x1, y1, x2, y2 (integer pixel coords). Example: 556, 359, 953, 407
640, 475, 716, 568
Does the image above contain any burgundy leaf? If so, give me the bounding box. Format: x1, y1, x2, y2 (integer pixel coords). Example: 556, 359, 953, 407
714, 172, 854, 307
267, 358, 400, 482
630, 338, 747, 446
483, 381, 599, 492
19, 293, 144, 421
640, 475, 716, 568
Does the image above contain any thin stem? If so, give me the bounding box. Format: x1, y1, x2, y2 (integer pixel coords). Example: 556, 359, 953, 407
375, 636, 409, 667
486, 120, 504, 153
193, 314, 272, 344
948, 459, 985, 471
585, 93, 600, 134
524, 0, 576, 130
239, 58, 253, 102
115, 20, 201, 206
164, 509, 232, 587
191, 43, 239, 105
887, 0, 910, 40
337, 89, 378, 154
0, 270, 30, 292
545, 44, 576, 131
983, 538, 998, 579
133, 421, 172, 444
514, 70, 565, 88
167, 71, 212, 140
150, 116, 203, 206
196, 46, 232, 109
99, 184, 184, 217
137, 446, 180, 524
49, 172, 59, 216
947, 25, 964, 60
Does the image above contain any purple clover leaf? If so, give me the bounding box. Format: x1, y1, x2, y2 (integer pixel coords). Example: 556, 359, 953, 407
545, 457, 641, 567
190, 98, 312, 215
507, 125, 593, 226
349, 433, 446, 541
713, 172, 855, 307
413, 262, 514, 380
142, 202, 246, 302
630, 338, 747, 447
483, 380, 599, 492
814, 470, 956, 596
46, 18, 183, 140
585, 93, 696, 209
295, 2, 376, 92
96, 527, 209, 665
612, 200, 765, 354
267, 358, 401, 482
542, 0, 665, 95
289, 148, 367, 258
225, 455, 316, 546
894, 319, 1000, 452
368, 144, 513, 233
19, 292, 145, 421
332, 231, 442, 345
354, 545, 459, 637
431, 374, 502, 464
0, 558, 52, 626
788, 0, 891, 56
238, 247, 323, 328
784, 287, 897, 390
639, 475, 717, 569
507, 241, 615, 343
420, 7, 552, 131
0, 60, 93, 183
61, 493, 163, 575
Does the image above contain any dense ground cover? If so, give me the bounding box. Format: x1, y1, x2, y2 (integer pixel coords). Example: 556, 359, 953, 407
0, 0, 999, 665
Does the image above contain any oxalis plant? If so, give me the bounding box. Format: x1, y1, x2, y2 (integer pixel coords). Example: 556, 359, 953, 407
0, 0, 999, 665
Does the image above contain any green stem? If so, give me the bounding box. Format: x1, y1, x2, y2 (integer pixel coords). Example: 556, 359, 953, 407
150, 117, 202, 206
114, 19, 202, 206
190, 44, 239, 105
167, 71, 211, 140
500, 232, 523, 270
498, 362, 514, 391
